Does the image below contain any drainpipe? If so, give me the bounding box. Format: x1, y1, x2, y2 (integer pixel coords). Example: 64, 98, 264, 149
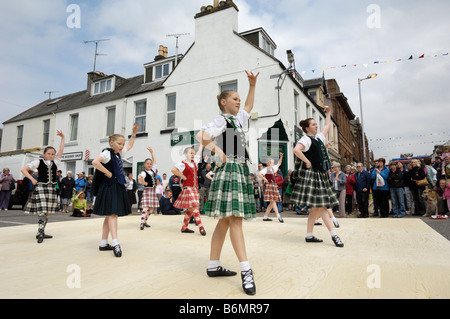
122, 98, 128, 136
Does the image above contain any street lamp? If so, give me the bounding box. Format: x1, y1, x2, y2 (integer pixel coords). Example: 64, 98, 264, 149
358, 73, 377, 168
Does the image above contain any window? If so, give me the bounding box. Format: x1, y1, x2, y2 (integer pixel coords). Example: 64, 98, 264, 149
309, 90, 317, 103
70, 114, 79, 141
154, 63, 170, 80
16, 125, 24, 150
306, 102, 311, 118
135, 101, 146, 133
106, 107, 116, 136
93, 78, 112, 95
220, 81, 238, 92
43, 119, 50, 146
294, 91, 299, 127
167, 94, 176, 128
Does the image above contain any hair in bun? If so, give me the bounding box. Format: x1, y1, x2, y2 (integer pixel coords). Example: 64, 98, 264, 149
217, 90, 235, 112
299, 118, 314, 133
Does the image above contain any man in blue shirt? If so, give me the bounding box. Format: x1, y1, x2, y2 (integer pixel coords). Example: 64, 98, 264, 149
354, 162, 372, 218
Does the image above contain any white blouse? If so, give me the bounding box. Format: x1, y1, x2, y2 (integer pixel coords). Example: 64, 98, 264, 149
259, 164, 279, 175
174, 156, 200, 173
27, 157, 61, 170
297, 133, 327, 152
99, 148, 128, 164
201, 110, 250, 138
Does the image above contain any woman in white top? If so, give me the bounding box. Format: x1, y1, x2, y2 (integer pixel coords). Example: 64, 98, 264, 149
291, 105, 343, 247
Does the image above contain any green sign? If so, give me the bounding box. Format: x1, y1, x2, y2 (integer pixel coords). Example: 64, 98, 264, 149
171, 130, 199, 146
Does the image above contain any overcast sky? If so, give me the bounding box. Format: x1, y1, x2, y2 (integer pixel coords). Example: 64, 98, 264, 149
1, 0, 449, 161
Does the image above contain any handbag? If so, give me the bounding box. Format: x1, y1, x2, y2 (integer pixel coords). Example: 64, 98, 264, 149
376, 173, 385, 187
415, 178, 429, 187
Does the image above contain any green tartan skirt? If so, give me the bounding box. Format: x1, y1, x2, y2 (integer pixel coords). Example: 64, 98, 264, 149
204, 161, 256, 219
290, 165, 339, 208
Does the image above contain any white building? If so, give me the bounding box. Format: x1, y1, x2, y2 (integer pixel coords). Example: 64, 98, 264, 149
1, 0, 335, 179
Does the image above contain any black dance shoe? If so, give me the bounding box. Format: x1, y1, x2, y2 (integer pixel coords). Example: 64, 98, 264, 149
181, 228, 195, 233
305, 236, 323, 243
113, 244, 122, 257
99, 244, 113, 251
206, 266, 237, 277
241, 269, 256, 295
332, 235, 344, 247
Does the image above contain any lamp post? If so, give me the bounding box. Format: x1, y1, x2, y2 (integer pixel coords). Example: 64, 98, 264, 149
358, 73, 377, 168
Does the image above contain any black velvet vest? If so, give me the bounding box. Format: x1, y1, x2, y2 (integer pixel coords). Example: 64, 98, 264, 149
214, 116, 250, 162
303, 136, 331, 172
37, 160, 57, 184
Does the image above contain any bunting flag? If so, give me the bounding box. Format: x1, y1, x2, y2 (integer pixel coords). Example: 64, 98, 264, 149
369, 131, 450, 142
300, 51, 448, 75
370, 140, 448, 150
368, 131, 450, 151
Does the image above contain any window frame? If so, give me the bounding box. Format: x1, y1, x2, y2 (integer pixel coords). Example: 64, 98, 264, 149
134, 100, 147, 133
42, 119, 50, 146
16, 125, 24, 150
70, 113, 79, 141
166, 94, 176, 129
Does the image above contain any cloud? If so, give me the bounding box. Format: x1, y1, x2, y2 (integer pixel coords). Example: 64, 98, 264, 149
1, 0, 449, 160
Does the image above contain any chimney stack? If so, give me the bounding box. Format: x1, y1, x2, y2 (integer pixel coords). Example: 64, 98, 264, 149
155, 45, 168, 61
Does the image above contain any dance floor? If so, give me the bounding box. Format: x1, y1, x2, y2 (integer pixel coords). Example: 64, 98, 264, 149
1, 214, 449, 299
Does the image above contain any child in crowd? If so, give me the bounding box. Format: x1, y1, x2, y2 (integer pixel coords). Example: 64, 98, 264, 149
171, 176, 182, 201
172, 145, 206, 236
253, 181, 262, 212
138, 147, 159, 230
71, 190, 88, 217
92, 123, 139, 257
21, 130, 65, 243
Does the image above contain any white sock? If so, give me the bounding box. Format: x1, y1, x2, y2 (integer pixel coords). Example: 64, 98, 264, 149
112, 238, 119, 247
330, 230, 337, 237
332, 216, 337, 223
240, 261, 251, 272
208, 260, 220, 270
100, 239, 108, 247
306, 232, 313, 239
263, 215, 269, 219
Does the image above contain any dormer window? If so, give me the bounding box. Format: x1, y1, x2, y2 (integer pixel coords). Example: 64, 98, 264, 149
155, 63, 170, 80
240, 27, 277, 57
92, 77, 115, 95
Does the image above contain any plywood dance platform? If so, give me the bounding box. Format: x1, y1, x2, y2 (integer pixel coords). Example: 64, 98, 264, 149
1, 215, 449, 299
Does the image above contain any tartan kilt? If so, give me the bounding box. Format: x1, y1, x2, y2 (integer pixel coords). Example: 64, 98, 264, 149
263, 182, 281, 202
291, 165, 339, 208
141, 187, 159, 208
204, 161, 256, 219
174, 187, 199, 208
93, 180, 131, 217
24, 183, 58, 215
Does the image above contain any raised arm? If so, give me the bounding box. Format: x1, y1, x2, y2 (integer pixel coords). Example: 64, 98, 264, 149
56, 130, 65, 159
321, 105, 332, 137
147, 147, 155, 165
277, 152, 284, 167
126, 123, 140, 151
243, 70, 260, 114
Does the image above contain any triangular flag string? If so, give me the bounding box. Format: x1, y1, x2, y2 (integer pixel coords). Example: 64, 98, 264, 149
300, 51, 448, 75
